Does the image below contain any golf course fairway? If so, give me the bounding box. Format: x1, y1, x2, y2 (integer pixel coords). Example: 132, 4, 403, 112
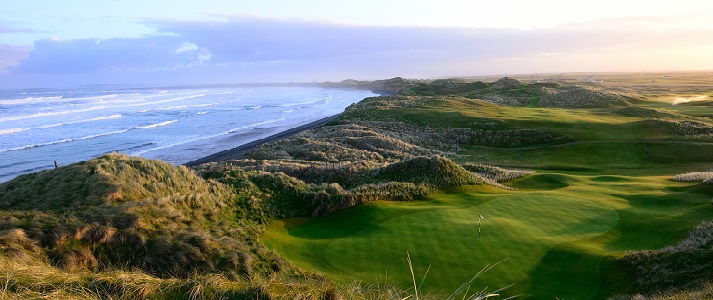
261, 77, 713, 299
265, 173, 711, 298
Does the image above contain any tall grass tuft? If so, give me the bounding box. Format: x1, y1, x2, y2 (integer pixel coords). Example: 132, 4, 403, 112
621, 221, 713, 295
404, 253, 514, 300
671, 171, 713, 183
0, 154, 287, 279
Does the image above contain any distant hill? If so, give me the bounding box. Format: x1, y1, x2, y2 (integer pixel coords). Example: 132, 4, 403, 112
406, 77, 641, 108
328, 77, 418, 94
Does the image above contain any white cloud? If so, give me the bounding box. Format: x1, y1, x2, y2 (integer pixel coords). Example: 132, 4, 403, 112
6, 16, 713, 85
0, 44, 32, 74
12, 36, 212, 74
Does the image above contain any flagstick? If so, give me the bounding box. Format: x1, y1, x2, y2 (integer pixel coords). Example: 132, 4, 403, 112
478, 214, 484, 238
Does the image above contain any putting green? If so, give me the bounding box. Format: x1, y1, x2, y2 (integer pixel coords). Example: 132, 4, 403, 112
264, 174, 712, 299
324, 193, 618, 292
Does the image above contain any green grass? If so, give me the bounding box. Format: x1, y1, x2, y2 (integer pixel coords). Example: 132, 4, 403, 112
264, 174, 712, 299
263, 91, 713, 299
527, 94, 540, 108
3, 75, 713, 299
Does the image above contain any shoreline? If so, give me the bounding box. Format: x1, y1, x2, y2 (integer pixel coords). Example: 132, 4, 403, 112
183, 86, 395, 167
183, 114, 340, 166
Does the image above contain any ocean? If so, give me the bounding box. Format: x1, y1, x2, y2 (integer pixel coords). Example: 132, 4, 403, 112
0, 85, 377, 183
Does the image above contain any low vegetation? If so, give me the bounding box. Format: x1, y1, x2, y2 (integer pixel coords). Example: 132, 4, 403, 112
2, 74, 713, 299
672, 171, 713, 184
0, 154, 347, 298
621, 221, 713, 296
405, 76, 641, 108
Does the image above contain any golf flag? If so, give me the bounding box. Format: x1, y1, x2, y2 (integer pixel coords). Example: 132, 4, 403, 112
478, 214, 483, 238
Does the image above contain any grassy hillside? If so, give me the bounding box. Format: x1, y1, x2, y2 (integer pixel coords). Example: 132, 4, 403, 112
0, 154, 342, 299
259, 76, 713, 298
2, 74, 712, 299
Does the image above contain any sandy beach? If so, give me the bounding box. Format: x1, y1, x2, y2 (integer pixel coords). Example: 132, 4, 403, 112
183, 114, 340, 166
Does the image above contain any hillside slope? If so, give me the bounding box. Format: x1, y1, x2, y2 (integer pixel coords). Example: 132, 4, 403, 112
0, 154, 344, 298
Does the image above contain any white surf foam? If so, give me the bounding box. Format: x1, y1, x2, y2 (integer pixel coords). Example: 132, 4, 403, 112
0, 129, 130, 153
0, 106, 109, 122
133, 118, 285, 156
0, 128, 28, 135
38, 114, 123, 129
137, 120, 178, 129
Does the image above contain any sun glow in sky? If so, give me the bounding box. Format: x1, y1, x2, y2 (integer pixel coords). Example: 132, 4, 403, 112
1, 0, 712, 87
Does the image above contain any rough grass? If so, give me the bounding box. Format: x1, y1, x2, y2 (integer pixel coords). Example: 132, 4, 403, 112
672, 171, 713, 183
404, 76, 638, 108
461, 163, 534, 183
611, 283, 713, 300
0, 252, 343, 300
620, 221, 713, 295
0, 154, 294, 284
199, 156, 493, 217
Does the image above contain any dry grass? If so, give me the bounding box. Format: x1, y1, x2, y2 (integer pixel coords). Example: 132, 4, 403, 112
611, 282, 713, 300
621, 221, 713, 295
659, 221, 713, 254
461, 164, 534, 183
672, 172, 713, 183
0, 253, 344, 300
0, 154, 287, 280
537, 85, 633, 108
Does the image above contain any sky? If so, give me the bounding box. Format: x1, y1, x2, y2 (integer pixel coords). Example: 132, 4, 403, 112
1, 0, 712, 88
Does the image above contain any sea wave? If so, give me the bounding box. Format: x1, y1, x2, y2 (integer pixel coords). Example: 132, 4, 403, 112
227, 118, 285, 133
0, 128, 28, 135
124, 94, 206, 108
276, 97, 330, 107
137, 120, 178, 129
133, 118, 285, 156
0, 96, 64, 105
38, 114, 123, 129
0, 159, 36, 169
195, 103, 220, 107
154, 106, 188, 111
0, 129, 130, 153
0, 94, 206, 122
0, 94, 137, 106
0, 106, 109, 122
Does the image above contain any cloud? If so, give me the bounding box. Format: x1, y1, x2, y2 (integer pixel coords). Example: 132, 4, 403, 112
0, 44, 32, 74
12, 36, 211, 74
8, 16, 713, 81
0, 22, 34, 34
150, 16, 713, 62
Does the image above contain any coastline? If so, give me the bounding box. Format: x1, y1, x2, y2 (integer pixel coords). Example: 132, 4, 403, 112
182, 83, 401, 167
183, 114, 340, 166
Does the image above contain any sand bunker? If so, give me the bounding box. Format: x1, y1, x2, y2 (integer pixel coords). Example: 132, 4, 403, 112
672, 95, 709, 105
